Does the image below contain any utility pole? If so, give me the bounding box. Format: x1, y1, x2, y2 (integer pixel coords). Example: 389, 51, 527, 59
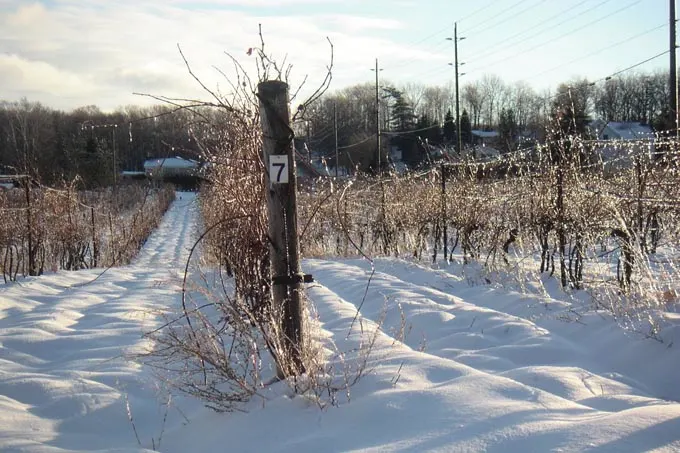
334, 101, 339, 178
371, 58, 382, 173
441, 163, 448, 262
671, 0, 678, 136
448, 24, 465, 155
112, 124, 118, 192
455, 22, 462, 155
306, 120, 312, 162
23, 175, 36, 276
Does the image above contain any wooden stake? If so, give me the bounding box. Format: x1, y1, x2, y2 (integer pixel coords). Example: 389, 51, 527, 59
258, 80, 305, 377
24, 176, 36, 276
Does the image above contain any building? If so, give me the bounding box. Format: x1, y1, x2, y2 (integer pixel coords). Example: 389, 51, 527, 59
471, 130, 499, 147
143, 157, 199, 178
592, 121, 654, 142
588, 121, 655, 171
143, 157, 201, 189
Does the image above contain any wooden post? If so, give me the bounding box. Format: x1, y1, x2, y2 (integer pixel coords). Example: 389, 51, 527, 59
24, 176, 36, 276
258, 80, 305, 377
441, 164, 448, 262
670, 0, 677, 138
108, 212, 115, 265
112, 125, 118, 192
334, 101, 339, 178
91, 206, 98, 268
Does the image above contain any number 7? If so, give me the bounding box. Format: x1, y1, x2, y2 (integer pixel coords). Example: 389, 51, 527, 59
273, 162, 285, 182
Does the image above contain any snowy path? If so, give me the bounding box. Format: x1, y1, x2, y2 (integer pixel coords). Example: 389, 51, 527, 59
0, 193, 199, 453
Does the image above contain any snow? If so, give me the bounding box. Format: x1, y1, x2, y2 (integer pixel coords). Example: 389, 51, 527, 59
1, 193, 680, 452
0, 193, 200, 453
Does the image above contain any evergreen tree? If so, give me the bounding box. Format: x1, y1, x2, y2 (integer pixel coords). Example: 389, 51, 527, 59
416, 114, 441, 146
80, 136, 112, 188
416, 114, 430, 137
86, 136, 98, 154
387, 88, 416, 132
443, 109, 455, 142
460, 109, 472, 146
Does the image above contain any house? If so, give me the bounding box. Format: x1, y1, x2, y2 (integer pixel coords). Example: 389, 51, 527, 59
594, 121, 654, 141
143, 157, 199, 179
0, 175, 20, 190
143, 156, 201, 189
471, 130, 499, 147
588, 121, 655, 171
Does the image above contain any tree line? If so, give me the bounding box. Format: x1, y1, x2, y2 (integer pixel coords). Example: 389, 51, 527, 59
0, 100, 203, 187
302, 70, 674, 172
0, 69, 674, 185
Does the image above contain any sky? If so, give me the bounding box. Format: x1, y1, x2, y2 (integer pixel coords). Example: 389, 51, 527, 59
0, 0, 673, 111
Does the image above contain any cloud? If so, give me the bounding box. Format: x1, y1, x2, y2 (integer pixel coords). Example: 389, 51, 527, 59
320, 14, 403, 33
6, 2, 48, 27
0, 0, 442, 110
166, 0, 343, 5
0, 53, 97, 95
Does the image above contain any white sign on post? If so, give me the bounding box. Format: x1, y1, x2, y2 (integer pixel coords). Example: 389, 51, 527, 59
269, 155, 289, 184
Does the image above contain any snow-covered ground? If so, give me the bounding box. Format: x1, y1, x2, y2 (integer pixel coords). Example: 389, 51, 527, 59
0, 193, 200, 453
1, 192, 680, 452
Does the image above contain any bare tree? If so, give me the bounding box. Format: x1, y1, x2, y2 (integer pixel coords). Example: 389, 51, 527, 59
510, 81, 537, 132
462, 81, 484, 129
401, 82, 427, 116
480, 74, 505, 129
420, 85, 451, 125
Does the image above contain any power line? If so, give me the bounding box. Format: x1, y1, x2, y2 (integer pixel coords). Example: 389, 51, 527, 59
465, 0, 614, 65
408, 64, 452, 84
380, 0, 564, 82
544, 49, 670, 104
383, 0, 611, 85
383, 39, 451, 72
458, 0, 500, 23
603, 49, 669, 80
382, 124, 441, 136
466, 0, 643, 75
526, 23, 667, 81
326, 123, 444, 152
465, 0, 537, 34
337, 135, 374, 150
404, 23, 452, 48
465, 0, 551, 39
364, 1, 506, 80
381, 23, 455, 73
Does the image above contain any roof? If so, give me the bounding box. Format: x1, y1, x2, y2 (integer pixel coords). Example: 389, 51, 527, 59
605, 122, 653, 140
143, 157, 199, 170
471, 130, 499, 138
